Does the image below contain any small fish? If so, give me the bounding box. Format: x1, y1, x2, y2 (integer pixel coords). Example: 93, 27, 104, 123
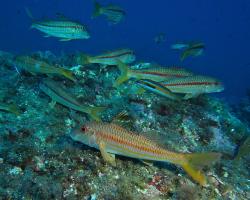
162, 75, 224, 99
171, 41, 205, 61
180, 43, 205, 61
135, 79, 183, 101
0, 102, 21, 115
92, 1, 125, 24
114, 61, 193, 87
14, 56, 75, 81
26, 8, 90, 41
76, 49, 135, 66
154, 33, 166, 44
70, 121, 221, 186
171, 43, 190, 50
40, 79, 105, 121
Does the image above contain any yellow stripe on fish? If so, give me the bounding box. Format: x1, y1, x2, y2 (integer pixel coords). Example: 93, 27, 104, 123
135, 79, 183, 101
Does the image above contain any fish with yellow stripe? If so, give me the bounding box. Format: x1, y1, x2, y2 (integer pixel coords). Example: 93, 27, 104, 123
14, 56, 76, 81
76, 49, 135, 66
135, 79, 183, 101
171, 42, 205, 61
92, 1, 125, 24
162, 75, 224, 99
70, 121, 221, 186
114, 61, 193, 87
40, 79, 105, 121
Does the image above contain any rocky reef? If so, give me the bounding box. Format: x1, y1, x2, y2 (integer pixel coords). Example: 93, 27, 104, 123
0, 51, 249, 200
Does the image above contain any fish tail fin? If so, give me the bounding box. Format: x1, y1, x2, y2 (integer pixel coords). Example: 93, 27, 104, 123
25, 7, 34, 20
88, 106, 106, 121
180, 152, 221, 186
92, 1, 102, 18
76, 53, 91, 65
180, 50, 189, 61
113, 61, 130, 87
61, 68, 76, 82
8, 105, 21, 115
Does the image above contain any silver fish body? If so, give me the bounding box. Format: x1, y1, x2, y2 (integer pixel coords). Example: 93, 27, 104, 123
31, 20, 90, 41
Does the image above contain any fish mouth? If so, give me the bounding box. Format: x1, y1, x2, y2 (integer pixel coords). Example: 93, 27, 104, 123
69, 127, 82, 140
82, 34, 90, 39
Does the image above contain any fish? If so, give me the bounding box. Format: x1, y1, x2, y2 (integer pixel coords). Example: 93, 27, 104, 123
114, 61, 194, 87
171, 43, 190, 50
154, 33, 166, 44
92, 1, 125, 24
31, 20, 90, 41
0, 102, 21, 115
26, 8, 90, 41
14, 56, 75, 81
135, 79, 183, 101
70, 121, 221, 186
39, 79, 105, 121
180, 43, 205, 61
76, 49, 135, 66
162, 75, 224, 99
171, 41, 205, 61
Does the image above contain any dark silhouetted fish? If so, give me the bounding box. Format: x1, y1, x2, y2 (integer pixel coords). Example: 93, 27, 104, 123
92, 1, 125, 24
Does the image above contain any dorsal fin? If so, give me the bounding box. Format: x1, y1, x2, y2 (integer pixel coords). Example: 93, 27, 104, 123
25, 7, 34, 20
141, 128, 178, 150
55, 13, 72, 21
111, 110, 131, 125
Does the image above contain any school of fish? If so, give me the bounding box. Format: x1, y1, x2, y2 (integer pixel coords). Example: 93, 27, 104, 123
0, 1, 227, 186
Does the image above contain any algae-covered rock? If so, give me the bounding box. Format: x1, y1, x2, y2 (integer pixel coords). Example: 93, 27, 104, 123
0, 51, 249, 199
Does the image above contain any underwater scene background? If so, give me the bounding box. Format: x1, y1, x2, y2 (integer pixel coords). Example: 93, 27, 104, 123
0, 0, 249, 199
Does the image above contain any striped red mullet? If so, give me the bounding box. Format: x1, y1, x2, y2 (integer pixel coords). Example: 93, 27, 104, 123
76, 49, 135, 66
70, 121, 221, 186
114, 62, 193, 87
31, 20, 90, 41
161, 75, 224, 99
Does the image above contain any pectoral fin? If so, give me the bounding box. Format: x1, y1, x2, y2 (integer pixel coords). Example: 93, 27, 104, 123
141, 160, 154, 166
29, 72, 37, 76
49, 100, 57, 109
59, 38, 72, 42
99, 141, 116, 166
183, 93, 200, 100
135, 87, 146, 94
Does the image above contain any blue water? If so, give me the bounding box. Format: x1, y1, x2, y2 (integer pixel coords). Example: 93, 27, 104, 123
1, 0, 250, 103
